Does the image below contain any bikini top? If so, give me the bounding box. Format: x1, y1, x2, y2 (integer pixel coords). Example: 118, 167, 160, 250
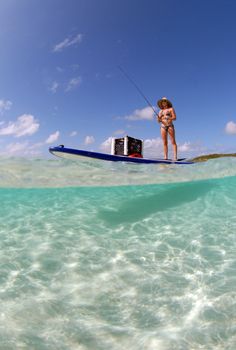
159, 108, 173, 125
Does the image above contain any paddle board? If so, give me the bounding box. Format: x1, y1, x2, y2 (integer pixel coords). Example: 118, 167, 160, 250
49, 146, 194, 165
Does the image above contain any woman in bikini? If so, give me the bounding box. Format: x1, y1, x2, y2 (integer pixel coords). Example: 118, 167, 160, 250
157, 97, 177, 161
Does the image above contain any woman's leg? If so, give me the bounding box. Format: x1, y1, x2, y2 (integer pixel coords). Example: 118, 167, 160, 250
168, 126, 177, 160
161, 127, 168, 159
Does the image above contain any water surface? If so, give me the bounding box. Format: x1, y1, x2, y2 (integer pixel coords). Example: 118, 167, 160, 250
0, 157, 235, 349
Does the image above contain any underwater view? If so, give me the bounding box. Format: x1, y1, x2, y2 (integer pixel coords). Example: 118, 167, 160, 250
0, 156, 236, 349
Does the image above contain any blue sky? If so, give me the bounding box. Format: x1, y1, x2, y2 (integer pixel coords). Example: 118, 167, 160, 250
0, 0, 236, 158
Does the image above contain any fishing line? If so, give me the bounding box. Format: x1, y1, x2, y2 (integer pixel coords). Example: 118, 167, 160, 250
118, 65, 158, 117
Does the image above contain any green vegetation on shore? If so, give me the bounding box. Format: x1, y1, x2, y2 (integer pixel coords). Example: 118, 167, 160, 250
191, 153, 236, 162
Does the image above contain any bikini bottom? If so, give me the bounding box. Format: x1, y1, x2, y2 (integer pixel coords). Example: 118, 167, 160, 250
161, 124, 174, 131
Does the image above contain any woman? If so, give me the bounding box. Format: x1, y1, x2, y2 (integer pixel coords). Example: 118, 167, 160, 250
157, 97, 177, 161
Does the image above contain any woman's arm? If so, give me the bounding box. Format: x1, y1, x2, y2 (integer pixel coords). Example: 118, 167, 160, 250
170, 108, 176, 121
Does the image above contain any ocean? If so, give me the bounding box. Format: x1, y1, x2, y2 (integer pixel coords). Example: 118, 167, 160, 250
0, 156, 236, 349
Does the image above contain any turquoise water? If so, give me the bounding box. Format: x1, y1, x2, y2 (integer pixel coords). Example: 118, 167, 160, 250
0, 157, 236, 349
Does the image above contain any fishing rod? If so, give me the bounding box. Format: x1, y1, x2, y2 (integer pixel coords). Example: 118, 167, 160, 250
118, 65, 158, 117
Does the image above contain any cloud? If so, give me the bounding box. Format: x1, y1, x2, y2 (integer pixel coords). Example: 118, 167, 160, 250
177, 141, 208, 157
45, 131, 60, 144
225, 121, 236, 135
100, 137, 113, 153
84, 136, 95, 145
65, 77, 82, 92
5, 141, 29, 154
121, 106, 155, 121
143, 138, 163, 157
53, 33, 83, 52
143, 138, 199, 157
1, 141, 43, 157
70, 131, 77, 137
178, 142, 192, 152
144, 138, 162, 148
0, 114, 39, 137
0, 99, 12, 113
49, 81, 59, 94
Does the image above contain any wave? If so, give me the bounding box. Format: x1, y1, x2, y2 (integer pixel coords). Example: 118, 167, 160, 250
1, 156, 236, 188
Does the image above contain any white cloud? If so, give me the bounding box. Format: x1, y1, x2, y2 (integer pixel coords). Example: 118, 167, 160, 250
45, 131, 60, 144
49, 81, 59, 94
177, 141, 208, 157
121, 106, 155, 121
84, 136, 95, 145
0, 114, 39, 137
100, 137, 113, 153
1, 141, 43, 156
30, 142, 44, 149
225, 121, 236, 135
70, 131, 77, 137
178, 142, 192, 152
65, 77, 82, 92
0, 99, 12, 113
143, 138, 163, 157
144, 139, 205, 158
5, 141, 29, 154
53, 33, 83, 52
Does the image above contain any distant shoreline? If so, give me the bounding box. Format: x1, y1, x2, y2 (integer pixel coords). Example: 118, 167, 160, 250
191, 153, 236, 162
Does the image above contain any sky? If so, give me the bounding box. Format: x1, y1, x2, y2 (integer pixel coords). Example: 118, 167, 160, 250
1, 0, 236, 158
